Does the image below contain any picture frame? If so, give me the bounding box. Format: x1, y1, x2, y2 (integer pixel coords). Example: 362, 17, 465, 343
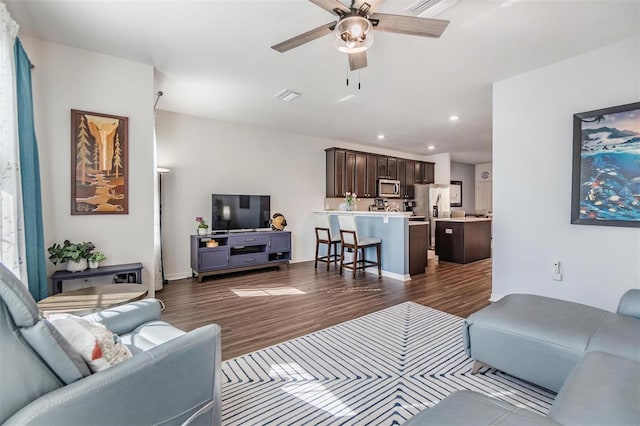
71, 109, 128, 215
450, 180, 462, 207
571, 102, 640, 228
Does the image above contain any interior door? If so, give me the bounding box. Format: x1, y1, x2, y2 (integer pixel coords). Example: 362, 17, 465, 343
476, 181, 493, 212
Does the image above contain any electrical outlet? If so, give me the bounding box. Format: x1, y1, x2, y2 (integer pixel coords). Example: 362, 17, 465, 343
552, 260, 562, 281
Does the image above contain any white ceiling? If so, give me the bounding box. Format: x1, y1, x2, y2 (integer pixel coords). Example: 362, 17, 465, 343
6, 0, 639, 164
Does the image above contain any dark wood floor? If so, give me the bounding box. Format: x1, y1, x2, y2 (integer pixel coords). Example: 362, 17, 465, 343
158, 257, 492, 360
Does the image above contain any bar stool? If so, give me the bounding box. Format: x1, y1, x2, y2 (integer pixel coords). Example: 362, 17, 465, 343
313, 213, 341, 270
337, 215, 381, 279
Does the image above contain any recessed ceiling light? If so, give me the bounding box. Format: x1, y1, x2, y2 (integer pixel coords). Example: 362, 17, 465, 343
449, 115, 459, 121
377, 134, 385, 140
427, 145, 435, 150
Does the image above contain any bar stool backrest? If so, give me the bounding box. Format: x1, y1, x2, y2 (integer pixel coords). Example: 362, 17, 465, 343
337, 215, 358, 245
313, 213, 333, 241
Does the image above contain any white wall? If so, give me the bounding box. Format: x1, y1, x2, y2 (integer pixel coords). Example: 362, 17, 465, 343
155, 110, 429, 279
22, 36, 157, 294
450, 161, 475, 212
493, 37, 640, 311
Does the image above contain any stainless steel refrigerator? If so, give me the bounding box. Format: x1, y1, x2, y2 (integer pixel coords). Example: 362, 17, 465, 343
414, 184, 450, 248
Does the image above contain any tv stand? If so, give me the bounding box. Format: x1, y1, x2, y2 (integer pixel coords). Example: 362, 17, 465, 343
190, 230, 291, 282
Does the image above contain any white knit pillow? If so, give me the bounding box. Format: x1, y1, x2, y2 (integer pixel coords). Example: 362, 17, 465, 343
47, 313, 132, 372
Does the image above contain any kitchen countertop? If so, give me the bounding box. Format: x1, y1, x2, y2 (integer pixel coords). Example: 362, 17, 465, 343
433, 217, 492, 222
317, 210, 413, 218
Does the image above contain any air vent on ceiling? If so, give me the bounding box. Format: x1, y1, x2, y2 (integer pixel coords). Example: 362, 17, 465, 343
407, 0, 460, 18
274, 89, 302, 102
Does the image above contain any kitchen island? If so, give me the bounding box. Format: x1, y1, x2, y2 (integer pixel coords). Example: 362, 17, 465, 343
316, 211, 425, 281
435, 217, 492, 264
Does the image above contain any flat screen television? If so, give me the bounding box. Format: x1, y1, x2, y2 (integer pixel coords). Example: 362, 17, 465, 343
211, 194, 271, 232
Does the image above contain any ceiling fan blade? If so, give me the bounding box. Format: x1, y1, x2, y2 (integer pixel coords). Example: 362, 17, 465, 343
355, 0, 386, 15
370, 13, 449, 38
348, 51, 368, 71
271, 21, 336, 53
309, 0, 351, 16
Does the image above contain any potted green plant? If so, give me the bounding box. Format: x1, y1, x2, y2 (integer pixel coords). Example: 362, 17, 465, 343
88, 251, 107, 269
47, 240, 95, 272
196, 216, 209, 235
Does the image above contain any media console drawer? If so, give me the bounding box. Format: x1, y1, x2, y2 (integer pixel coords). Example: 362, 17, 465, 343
229, 234, 270, 246
228, 252, 268, 268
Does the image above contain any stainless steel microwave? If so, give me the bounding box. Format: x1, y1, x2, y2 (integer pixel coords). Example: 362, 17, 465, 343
377, 179, 401, 198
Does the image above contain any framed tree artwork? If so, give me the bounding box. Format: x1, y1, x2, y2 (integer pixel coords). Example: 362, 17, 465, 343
71, 109, 128, 214
571, 102, 640, 227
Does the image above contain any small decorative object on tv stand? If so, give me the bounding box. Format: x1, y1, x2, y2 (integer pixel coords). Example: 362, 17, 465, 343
190, 230, 291, 282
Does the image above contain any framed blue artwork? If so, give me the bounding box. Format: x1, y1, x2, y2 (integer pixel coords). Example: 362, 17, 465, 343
571, 102, 640, 228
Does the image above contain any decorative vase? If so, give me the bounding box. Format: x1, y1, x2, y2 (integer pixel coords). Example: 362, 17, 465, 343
89, 260, 99, 269
66, 259, 88, 272
198, 227, 208, 236
346, 203, 353, 211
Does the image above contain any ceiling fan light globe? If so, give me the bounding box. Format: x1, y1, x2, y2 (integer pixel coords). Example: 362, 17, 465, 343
335, 16, 372, 41
334, 27, 373, 54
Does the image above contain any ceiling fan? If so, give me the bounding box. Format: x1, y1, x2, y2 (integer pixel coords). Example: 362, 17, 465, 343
271, 0, 450, 71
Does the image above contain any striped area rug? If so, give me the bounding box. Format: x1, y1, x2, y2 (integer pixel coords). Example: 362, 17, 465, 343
222, 301, 555, 425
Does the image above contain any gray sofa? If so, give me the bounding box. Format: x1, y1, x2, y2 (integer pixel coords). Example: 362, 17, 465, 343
0, 262, 221, 425
405, 290, 640, 425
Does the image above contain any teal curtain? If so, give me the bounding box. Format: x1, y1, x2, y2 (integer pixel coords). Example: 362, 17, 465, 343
15, 38, 48, 301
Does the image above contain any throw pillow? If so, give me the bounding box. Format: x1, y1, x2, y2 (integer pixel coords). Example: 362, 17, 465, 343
46, 313, 132, 372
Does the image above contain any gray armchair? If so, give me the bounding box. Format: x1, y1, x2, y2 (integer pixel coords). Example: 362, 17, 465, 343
0, 262, 221, 425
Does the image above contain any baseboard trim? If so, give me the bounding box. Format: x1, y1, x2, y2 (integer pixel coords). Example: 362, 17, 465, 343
365, 267, 410, 282
165, 272, 192, 281
489, 293, 505, 302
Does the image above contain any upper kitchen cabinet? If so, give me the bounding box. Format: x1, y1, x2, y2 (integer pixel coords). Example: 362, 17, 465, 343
327, 148, 436, 198
326, 148, 377, 198
377, 156, 398, 179
404, 160, 415, 199
326, 148, 347, 197
365, 154, 377, 198
356, 153, 377, 198
345, 150, 356, 194
415, 161, 435, 184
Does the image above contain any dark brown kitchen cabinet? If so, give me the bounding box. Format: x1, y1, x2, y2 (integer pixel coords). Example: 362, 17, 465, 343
415, 161, 435, 184
326, 148, 377, 198
377, 156, 398, 179
424, 162, 435, 183
397, 160, 406, 198
345, 151, 356, 194
354, 152, 367, 197
405, 160, 415, 199
377, 156, 388, 179
326, 148, 346, 197
327, 147, 436, 198
365, 154, 377, 198
387, 158, 397, 179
